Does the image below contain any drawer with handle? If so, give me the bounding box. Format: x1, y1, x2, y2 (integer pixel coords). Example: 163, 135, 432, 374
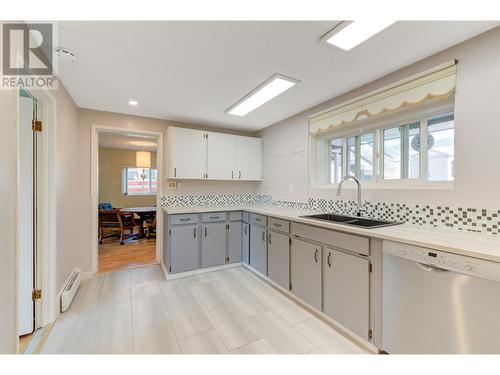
250, 213, 267, 226
201, 212, 227, 223
268, 217, 290, 233
170, 214, 199, 225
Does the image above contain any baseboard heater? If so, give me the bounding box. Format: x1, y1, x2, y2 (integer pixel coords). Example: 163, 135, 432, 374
60, 268, 81, 312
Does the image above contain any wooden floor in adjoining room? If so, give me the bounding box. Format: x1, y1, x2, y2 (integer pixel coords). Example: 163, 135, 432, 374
39, 265, 369, 354
98, 236, 156, 273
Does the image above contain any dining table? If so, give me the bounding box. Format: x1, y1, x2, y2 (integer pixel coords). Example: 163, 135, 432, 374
120, 206, 157, 238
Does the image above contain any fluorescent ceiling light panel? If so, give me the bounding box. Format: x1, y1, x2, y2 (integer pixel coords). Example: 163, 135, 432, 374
227, 74, 298, 116
128, 99, 138, 106
326, 21, 395, 51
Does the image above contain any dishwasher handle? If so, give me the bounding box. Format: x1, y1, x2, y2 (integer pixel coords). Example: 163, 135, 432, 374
417, 262, 450, 273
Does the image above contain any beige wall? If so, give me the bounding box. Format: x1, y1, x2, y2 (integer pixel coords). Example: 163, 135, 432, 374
0, 89, 19, 353
54, 84, 85, 293
259, 26, 500, 209
98, 148, 157, 207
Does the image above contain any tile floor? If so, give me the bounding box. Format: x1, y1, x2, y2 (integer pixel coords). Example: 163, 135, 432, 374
40, 265, 368, 354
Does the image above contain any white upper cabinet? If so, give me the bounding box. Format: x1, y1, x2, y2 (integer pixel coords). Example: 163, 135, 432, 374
167, 127, 262, 181
236, 136, 262, 181
168, 127, 207, 179
207, 132, 237, 180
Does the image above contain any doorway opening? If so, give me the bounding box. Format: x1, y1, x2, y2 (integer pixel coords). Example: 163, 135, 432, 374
95, 129, 162, 273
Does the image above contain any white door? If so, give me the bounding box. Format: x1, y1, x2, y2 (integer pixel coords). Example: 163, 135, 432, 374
236, 136, 262, 180
207, 132, 236, 180
18, 89, 36, 336
169, 127, 207, 179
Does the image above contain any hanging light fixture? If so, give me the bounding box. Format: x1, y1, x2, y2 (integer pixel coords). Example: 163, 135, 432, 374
136, 151, 151, 182
136, 151, 151, 168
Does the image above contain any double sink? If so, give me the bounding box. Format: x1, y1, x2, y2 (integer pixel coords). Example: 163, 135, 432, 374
302, 213, 402, 229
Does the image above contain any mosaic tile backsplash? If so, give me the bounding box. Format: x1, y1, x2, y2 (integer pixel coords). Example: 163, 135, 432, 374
161, 194, 499, 235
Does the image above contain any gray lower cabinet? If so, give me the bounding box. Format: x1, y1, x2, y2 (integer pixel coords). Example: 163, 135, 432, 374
323, 248, 370, 340
241, 222, 250, 264
169, 225, 199, 273
201, 223, 226, 268
228, 222, 242, 263
290, 238, 322, 310
267, 230, 290, 290
250, 225, 267, 275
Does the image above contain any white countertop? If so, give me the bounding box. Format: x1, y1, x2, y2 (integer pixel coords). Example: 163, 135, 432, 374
163, 205, 500, 263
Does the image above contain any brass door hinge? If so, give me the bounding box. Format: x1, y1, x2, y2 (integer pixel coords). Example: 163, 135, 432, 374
32, 289, 42, 300
32, 120, 42, 132
368, 329, 373, 340
369, 263, 373, 273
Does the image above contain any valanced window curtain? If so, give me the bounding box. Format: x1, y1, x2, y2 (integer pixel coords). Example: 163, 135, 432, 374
309, 60, 457, 135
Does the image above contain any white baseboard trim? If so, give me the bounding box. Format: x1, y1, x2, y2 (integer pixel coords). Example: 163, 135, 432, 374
242, 263, 378, 354
161, 262, 243, 280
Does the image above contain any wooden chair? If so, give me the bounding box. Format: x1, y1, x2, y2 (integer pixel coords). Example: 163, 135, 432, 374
117, 211, 141, 245
144, 214, 157, 239
98, 209, 121, 244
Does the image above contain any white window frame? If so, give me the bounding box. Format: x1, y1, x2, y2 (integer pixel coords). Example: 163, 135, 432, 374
312, 99, 455, 190
122, 167, 158, 196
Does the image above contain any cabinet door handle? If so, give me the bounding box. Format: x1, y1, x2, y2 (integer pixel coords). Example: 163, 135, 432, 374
174, 167, 177, 177
239, 171, 241, 179
204, 226, 207, 237
268, 232, 272, 244
231, 171, 234, 179
327, 252, 331, 267
209, 216, 219, 220
274, 223, 282, 227
244, 225, 247, 234
261, 231, 265, 242
194, 228, 196, 238
314, 249, 319, 263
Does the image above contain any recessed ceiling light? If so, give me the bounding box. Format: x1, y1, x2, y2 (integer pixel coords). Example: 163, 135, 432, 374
227, 74, 299, 117
325, 21, 395, 51
128, 100, 138, 106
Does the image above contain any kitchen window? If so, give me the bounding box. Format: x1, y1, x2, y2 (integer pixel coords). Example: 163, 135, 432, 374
323, 109, 454, 186
122, 167, 157, 195
329, 133, 374, 184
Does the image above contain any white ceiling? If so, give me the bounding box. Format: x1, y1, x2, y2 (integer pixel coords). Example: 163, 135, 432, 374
58, 21, 499, 131
99, 132, 157, 151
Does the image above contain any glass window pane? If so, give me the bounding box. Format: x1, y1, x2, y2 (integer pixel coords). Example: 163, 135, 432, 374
329, 139, 343, 184
427, 116, 454, 181
359, 133, 373, 180
383, 127, 401, 179
127, 167, 155, 194
150, 168, 158, 192
407, 123, 420, 179
346, 136, 356, 177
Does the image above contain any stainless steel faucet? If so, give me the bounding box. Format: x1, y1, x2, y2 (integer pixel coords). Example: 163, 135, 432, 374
336, 175, 366, 217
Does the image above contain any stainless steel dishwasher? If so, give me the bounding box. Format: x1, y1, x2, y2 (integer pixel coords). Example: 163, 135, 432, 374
382, 240, 500, 354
